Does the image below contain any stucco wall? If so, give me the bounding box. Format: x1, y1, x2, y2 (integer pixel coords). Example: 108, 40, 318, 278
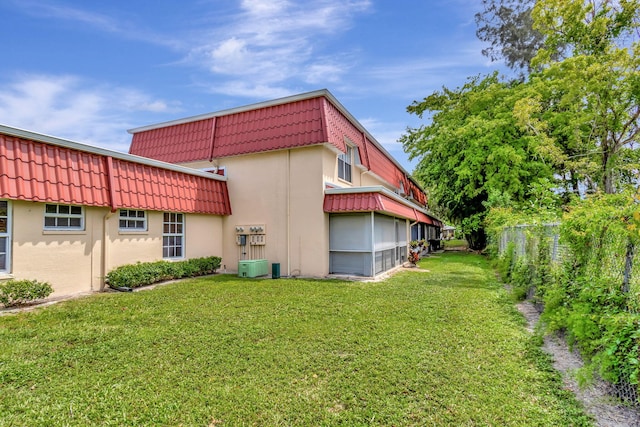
7, 200, 224, 297
106, 210, 163, 272
11, 200, 105, 297
185, 145, 329, 277
107, 212, 224, 270
184, 213, 224, 259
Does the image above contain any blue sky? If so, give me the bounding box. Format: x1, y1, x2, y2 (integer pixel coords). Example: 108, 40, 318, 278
0, 0, 504, 172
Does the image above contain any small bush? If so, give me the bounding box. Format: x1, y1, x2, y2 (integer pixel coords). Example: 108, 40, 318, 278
0, 279, 54, 307
105, 256, 221, 289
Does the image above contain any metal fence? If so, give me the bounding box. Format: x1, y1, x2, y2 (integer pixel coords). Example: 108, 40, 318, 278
499, 223, 639, 406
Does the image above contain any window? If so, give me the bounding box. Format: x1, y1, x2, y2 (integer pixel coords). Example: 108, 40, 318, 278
338, 145, 353, 182
163, 212, 184, 258
0, 201, 10, 272
44, 204, 84, 230
119, 209, 147, 231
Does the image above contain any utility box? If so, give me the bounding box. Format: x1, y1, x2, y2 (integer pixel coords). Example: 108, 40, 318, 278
238, 259, 268, 278
272, 263, 280, 279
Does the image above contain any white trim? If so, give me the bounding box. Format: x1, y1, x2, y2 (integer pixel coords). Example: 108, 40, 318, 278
43, 203, 84, 231
199, 166, 226, 177
42, 231, 87, 236
324, 142, 343, 156
162, 212, 185, 259
0, 124, 227, 182
118, 209, 148, 232
338, 144, 353, 183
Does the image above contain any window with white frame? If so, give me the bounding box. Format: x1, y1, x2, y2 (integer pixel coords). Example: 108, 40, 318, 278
119, 209, 147, 231
0, 200, 10, 272
163, 212, 184, 258
44, 204, 84, 230
338, 145, 353, 182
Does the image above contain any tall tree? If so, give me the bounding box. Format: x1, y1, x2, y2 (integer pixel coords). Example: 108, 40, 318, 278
401, 73, 554, 250
475, 0, 550, 72
516, 0, 640, 194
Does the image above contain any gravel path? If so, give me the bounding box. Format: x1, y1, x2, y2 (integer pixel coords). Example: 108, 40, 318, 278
517, 301, 640, 427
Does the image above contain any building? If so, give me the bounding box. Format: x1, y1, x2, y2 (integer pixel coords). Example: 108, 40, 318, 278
0, 89, 440, 298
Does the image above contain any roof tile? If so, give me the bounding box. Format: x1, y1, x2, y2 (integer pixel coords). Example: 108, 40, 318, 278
324, 192, 417, 220
0, 132, 231, 215
128, 91, 428, 207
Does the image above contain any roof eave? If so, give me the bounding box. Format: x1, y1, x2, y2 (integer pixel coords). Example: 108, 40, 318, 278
126, 88, 424, 193
0, 124, 227, 182
324, 186, 441, 223
127, 89, 334, 134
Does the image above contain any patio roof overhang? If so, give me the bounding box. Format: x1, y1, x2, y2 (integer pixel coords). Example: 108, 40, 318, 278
323, 186, 441, 227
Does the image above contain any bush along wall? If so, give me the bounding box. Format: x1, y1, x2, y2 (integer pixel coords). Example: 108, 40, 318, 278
488, 192, 640, 405
0, 279, 54, 307
105, 256, 222, 290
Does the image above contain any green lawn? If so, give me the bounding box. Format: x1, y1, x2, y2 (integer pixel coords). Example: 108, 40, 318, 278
0, 253, 591, 426
443, 239, 468, 248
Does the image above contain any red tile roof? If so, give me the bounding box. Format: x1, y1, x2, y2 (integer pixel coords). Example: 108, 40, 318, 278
128, 90, 427, 207
129, 97, 332, 162
323, 187, 439, 226
128, 118, 215, 165
0, 127, 231, 215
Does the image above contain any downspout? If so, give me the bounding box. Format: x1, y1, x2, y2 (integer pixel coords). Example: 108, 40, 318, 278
370, 211, 375, 277
101, 211, 115, 291
287, 149, 291, 277
101, 156, 118, 291
410, 208, 419, 228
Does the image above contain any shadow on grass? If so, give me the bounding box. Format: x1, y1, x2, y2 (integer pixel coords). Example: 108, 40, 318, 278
415, 252, 500, 290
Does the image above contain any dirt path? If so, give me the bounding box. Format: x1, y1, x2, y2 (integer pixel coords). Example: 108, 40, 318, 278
517, 301, 640, 427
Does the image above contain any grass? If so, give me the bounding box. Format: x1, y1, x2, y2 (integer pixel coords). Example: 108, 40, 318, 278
0, 252, 591, 426
443, 239, 468, 248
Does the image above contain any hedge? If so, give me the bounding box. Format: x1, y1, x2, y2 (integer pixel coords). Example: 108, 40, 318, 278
0, 279, 54, 307
105, 256, 221, 289
487, 192, 640, 403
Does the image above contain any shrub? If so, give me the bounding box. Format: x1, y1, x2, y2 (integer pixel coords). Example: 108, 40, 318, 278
105, 256, 221, 289
0, 279, 54, 307
495, 192, 640, 403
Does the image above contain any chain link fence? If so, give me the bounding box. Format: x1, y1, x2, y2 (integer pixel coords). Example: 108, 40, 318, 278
499, 223, 639, 406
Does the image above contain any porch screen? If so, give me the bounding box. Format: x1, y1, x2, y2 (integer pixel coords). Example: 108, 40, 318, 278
0, 201, 8, 272
329, 213, 372, 276
374, 214, 395, 251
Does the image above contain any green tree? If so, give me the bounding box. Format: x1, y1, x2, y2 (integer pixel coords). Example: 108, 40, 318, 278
475, 0, 548, 72
401, 73, 554, 250
515, 0, 640, 194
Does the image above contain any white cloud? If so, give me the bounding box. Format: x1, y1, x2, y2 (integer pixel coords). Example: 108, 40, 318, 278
189, 0, 371, 97
352, 39, 503, 100
5, 0, 370, 98
241, 0, 289, 16
6, 0, 181, 49
358, 117, 416, 171
205, 81, 294, 100
0, 74, 178, 152
304, 61, 348, 84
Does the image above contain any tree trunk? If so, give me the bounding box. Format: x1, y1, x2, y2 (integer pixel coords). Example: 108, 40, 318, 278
602, 149, 615, 194
465, 228, 487, 251
622, 240, 635, 294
